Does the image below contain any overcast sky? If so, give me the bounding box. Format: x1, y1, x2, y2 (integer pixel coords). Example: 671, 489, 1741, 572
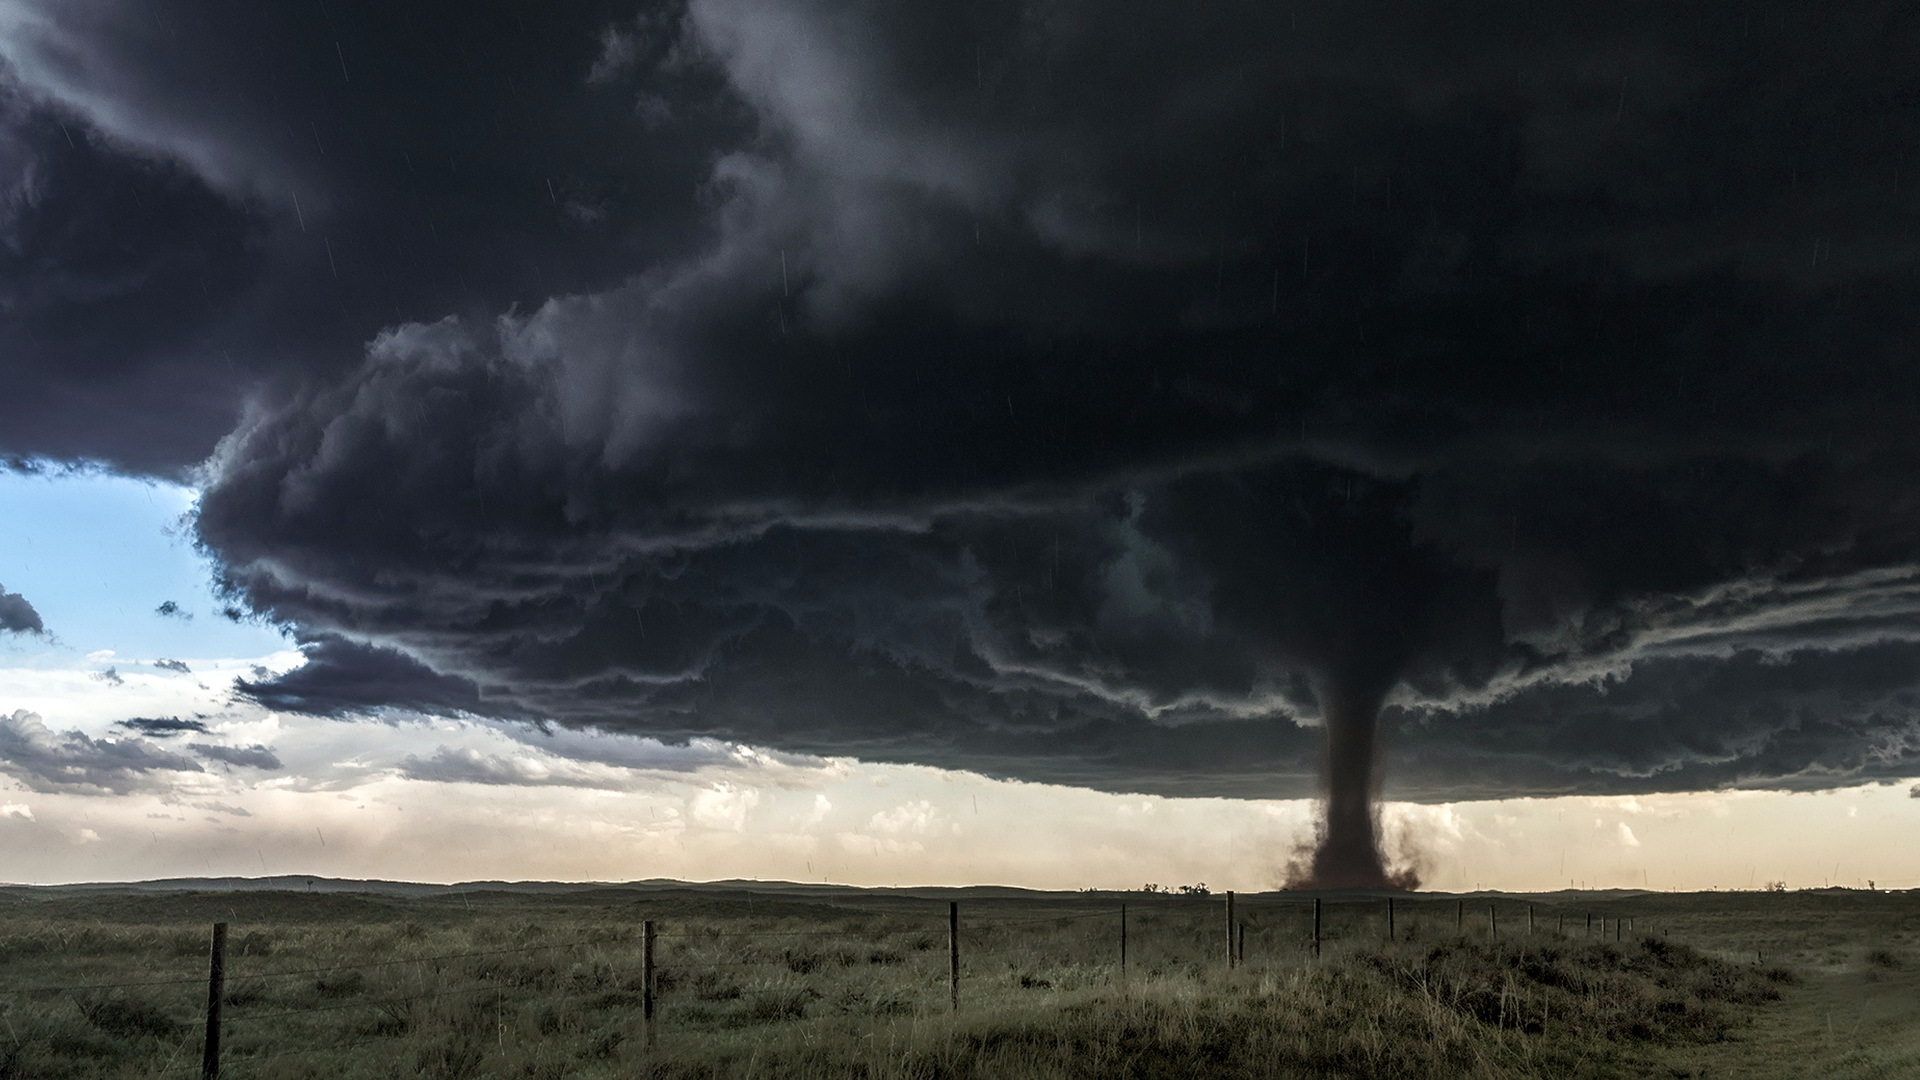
3, 0, 1919, 890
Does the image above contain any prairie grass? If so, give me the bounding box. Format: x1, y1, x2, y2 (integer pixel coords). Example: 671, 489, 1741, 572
0, 886, 1904, 1079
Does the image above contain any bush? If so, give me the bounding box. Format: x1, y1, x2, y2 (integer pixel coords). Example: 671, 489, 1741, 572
743, 988, 812, 1023
414, 1036, 485, 1080
314, 970, 367, 998
75, 995, 182, 1040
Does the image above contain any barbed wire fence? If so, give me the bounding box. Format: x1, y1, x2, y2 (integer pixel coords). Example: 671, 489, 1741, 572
0, 896, 1673, 1078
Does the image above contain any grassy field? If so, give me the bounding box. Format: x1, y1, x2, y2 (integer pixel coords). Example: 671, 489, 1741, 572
0, 882, 1913, 1078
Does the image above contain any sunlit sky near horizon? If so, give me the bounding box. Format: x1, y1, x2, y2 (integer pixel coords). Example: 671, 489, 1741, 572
4, 469, 1914, 893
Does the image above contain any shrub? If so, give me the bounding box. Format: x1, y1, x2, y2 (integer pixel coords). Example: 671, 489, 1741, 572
414, 1036, 485, 1080
314, 970, 367, 998
76, 995, 182, 1040
689, 969, 742, 1002
743, 988, 812, 1023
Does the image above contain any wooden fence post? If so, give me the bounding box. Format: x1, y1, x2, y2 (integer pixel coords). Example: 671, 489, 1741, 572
1119, 903, 1128, 979
1488, 904, 1497, 942
1528, 904, 1535, 936
1225, 891, 1236, 970
1557, 912, 1564, 935
643, 920, 656, 1051
1456, 900, 1463, 933
1237, 922, 1246, 966
1586, 913, 1592, 936
948, 901, 960, 1012
1386, 897, 1394, 943
1312, 898, 1322, 958
201, 922, 226, 1080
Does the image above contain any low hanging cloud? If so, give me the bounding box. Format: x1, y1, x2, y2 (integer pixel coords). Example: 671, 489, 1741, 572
188, 742, 283, 770
0, 585, 44, 635
152, 658, 191, 674
396, 727, 835, 792
230, 637, 494, 718
0, 709, 202, 794
398, 746, 631, 790
115, 716, 210, 737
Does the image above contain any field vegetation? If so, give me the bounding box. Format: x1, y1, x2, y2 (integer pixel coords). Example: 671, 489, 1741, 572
0, 884, 1913, 1078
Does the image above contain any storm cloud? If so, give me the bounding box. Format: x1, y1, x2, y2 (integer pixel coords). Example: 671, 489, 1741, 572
189, 742, 283, 770
0, 709, 202, 794
115, 716, 210, 737
0, 585, 44, 635
6, 0, 1920, 831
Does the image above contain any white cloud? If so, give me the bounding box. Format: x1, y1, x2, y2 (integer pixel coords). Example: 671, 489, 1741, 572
1616, 822, 1641, 847
868, 799, 943, 836
0, 802, 31, 820
688, 784, 759, 831
836, 832, 925, 857
397, 745, 633, 790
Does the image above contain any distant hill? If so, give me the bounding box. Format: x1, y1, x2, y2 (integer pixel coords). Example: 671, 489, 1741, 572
0, 875, 1688, 902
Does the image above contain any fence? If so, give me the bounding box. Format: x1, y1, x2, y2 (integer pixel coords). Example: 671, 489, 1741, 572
0, 895, 1668, 1078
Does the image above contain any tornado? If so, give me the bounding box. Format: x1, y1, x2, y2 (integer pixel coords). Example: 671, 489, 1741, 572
1302, 672, 1397, 887
1286, 639, 1421, 890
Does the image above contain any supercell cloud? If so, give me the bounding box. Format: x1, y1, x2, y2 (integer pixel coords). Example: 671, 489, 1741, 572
5, 0, 1920, 878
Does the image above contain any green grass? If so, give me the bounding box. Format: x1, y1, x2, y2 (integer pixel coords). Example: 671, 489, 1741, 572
0, 885, 1910, 1078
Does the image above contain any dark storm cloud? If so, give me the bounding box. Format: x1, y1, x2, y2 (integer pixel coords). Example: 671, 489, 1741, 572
115, 716, 210, 737
0, 0, 735, 473
0, 585, 44, 634
1390, 642, 1920, 799
232, 635, 494, 718
0, 709, 202, 794
152, 658, 190, 674
5, 0, 1919, 806
189, 742, 283, 770
154, 600, 190, 620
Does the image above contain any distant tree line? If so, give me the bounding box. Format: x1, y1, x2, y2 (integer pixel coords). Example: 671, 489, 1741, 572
1140, 883, 1211, 897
